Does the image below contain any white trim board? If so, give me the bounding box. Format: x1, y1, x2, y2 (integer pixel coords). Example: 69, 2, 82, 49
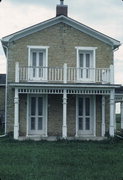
9, 83, 120, 88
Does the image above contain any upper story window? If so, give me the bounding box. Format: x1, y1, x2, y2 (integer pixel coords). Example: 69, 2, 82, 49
28, 46, 49, 81
76, 47, 97, 82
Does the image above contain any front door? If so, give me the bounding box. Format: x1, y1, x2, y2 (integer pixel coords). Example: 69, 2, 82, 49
28, 95, 47, 135
77, 96, 95, 136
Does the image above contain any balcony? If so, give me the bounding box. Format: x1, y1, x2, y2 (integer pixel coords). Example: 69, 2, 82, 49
15, 62, 114, 84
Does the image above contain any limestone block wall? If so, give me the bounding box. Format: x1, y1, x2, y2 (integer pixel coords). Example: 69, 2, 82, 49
67, 95, 76, 136
48, 94, 62, 136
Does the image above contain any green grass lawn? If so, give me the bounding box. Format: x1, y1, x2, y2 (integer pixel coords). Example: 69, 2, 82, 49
0, 138, 123, 180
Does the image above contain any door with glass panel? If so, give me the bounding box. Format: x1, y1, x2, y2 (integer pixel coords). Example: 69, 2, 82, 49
29, 96, 45, 135
77, 96, 93, 135
30, 50, 46, 80
79, 51, 93, 81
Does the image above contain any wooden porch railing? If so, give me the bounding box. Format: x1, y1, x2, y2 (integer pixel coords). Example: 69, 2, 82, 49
15, 62, 114, 84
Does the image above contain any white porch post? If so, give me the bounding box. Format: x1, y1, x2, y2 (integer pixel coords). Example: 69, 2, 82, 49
121, 102, 123, 129
109, 89, 115, 136
62, 89, 67, 138
102, 96, 105, 137
14, 88, 19, 139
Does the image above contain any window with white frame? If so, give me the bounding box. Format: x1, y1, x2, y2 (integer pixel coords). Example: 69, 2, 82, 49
76, 47, 97, 82
28, 46, 49, 81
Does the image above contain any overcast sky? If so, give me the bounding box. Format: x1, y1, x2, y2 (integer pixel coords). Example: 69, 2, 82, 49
0, 0, 123, 85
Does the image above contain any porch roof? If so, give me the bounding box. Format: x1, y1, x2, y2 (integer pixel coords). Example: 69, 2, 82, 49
9, 82, 121, 88
10, 82, 121, 95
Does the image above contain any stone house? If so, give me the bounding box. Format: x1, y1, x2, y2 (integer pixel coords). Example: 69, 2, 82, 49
1, 1, 121, 140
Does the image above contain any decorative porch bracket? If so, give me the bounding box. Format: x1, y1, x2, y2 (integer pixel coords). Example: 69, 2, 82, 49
62, 89, 67, 138
14, 88, 19, 139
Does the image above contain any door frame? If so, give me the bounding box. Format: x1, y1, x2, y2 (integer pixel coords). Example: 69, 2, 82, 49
26, 94, 48, 137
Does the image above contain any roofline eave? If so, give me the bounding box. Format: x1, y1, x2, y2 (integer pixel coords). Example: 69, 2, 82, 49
2, 15, 120, 49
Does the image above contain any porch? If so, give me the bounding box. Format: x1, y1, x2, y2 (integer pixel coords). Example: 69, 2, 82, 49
12, 84, 116, 140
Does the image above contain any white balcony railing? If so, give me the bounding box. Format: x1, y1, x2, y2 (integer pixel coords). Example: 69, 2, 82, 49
15, 62, 114, 84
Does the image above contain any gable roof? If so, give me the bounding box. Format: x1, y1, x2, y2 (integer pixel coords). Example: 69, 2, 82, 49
2, 15, 120, 49
0, 74, 6, 86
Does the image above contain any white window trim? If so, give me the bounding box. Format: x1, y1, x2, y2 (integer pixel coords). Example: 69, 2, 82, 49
75, 47, 97, 83
27, 46, 49, 82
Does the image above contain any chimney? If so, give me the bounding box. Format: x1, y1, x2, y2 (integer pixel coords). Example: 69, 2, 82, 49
56, 0, 68, 17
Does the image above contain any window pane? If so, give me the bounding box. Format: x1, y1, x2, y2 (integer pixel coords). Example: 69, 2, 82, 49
85, 98, 90, 116
86, 54, 90, 68
80, 69, 83, 78
32, 52, 36, 66
39, 53, 43, 78
39, 53, 43, 66
38, 97, 43, 116
31, 117, 35, 130
31, 97, 36, 115
79, 54, 84, 67
32, 52, 36, 77
38, 117, 43, 130
79, 98, 83, 116
79, 118, 83, 130
86, 69, 89, 78
85, 118, 90, 130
